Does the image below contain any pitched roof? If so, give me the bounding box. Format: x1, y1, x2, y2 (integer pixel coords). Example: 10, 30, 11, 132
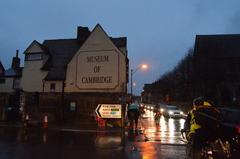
41, 25, 127, 81
24, 40, 50, 55
42, 39, 82, 80
4, 67, 23, 77
111, 37, 127, 48
195, 34, 240, 58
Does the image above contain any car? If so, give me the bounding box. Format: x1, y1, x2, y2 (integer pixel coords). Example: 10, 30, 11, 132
154, 103, 167, 114
218, 107, 240, 158
162, 105, 185, 118
219, 107, 240, 137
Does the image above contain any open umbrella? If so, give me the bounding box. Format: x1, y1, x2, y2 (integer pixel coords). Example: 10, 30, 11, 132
128, 103, 139, 110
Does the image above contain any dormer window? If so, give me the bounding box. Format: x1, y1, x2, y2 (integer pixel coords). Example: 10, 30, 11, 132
25, 53, 42, 61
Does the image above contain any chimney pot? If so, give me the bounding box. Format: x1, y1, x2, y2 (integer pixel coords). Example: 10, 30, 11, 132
16, 50, 19, 57
11, 50, 20, 70
77, 26, 90, 41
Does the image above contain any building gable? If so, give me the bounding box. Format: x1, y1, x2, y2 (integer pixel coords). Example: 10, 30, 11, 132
65, 24, 127, 93
24, 40, 44, 54
79, 24, 121, 52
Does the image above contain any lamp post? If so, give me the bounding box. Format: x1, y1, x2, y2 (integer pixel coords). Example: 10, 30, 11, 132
130, 64, 148, 97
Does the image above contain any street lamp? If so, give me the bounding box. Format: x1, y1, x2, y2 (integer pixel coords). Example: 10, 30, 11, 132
130, 64, 148, 97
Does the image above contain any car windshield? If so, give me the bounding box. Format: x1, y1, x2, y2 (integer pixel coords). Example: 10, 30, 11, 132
166, 106, 179, 110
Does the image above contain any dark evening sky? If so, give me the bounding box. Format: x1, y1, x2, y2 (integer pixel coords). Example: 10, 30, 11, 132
1, 0, 240, 95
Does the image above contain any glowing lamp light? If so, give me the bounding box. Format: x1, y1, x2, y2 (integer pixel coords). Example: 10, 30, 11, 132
141, 64, 148, 69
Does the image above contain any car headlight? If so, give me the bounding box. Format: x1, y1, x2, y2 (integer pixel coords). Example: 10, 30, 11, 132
180, 111, 184, 115
160, 108, 164, 112
168, 111, 173, 115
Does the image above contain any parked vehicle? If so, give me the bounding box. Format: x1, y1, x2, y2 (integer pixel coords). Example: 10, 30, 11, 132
219, 107, 240, 158
162, 105, 185, 118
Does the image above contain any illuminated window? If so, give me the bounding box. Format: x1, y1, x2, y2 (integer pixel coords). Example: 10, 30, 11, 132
70, 101, 77, 111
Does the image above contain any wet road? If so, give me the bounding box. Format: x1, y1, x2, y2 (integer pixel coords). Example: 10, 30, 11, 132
140, 109, 186, 144
0, 109, 186, 159
0, 127, 126, 159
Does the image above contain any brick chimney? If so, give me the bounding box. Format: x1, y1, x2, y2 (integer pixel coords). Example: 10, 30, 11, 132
77, 26, 90, 41
11, 50, 20, 70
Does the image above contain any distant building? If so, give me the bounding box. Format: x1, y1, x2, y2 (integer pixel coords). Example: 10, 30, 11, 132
0, 50, 22, 121
22, 24, 128, 93
143, 34, 240, 106
0, 50, 22, 92
20, 24, 128, 124
193, 34, 240, 106
142, 84, 162, 104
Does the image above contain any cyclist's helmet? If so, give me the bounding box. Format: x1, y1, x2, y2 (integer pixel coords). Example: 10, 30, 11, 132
193, 96, 204, 107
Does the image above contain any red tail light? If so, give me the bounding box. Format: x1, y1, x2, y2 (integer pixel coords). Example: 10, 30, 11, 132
235, 123, 240, 134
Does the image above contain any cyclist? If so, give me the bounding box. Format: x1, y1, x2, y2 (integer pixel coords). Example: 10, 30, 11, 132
184, 97, 221, 158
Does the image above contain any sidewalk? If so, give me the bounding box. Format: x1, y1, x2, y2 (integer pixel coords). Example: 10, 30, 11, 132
0, 121, 22, 127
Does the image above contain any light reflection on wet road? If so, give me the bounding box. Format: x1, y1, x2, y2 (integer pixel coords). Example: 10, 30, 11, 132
0, 127, 126, 159
140, 109, 186, 144
0, 108, 187, 159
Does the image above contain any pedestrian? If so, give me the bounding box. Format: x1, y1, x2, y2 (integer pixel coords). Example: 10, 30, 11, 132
127, 101, 140, 133
154, 110, 161, 126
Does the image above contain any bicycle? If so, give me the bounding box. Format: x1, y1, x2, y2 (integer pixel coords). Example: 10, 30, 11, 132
181, 129, 231, 159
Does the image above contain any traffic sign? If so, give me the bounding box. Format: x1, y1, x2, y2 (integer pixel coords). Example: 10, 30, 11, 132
95, 104, 122, 119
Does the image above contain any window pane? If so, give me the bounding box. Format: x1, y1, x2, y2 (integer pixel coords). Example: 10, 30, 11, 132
0, 78, 5, 84
70, 102, 76, 111
13, 79, 20, 88
26, 54, 42, 61
50, 83, 56, 90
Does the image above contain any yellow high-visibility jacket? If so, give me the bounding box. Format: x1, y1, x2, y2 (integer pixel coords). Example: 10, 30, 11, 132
189, 102, 213, 135
189, 109, 201, 135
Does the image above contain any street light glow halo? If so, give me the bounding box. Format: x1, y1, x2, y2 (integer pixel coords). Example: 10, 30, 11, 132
130, 63, 149, 96
141, 64, 148, 69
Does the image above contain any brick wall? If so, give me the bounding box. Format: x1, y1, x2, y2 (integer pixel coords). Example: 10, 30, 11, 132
24, 92, 125, 127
